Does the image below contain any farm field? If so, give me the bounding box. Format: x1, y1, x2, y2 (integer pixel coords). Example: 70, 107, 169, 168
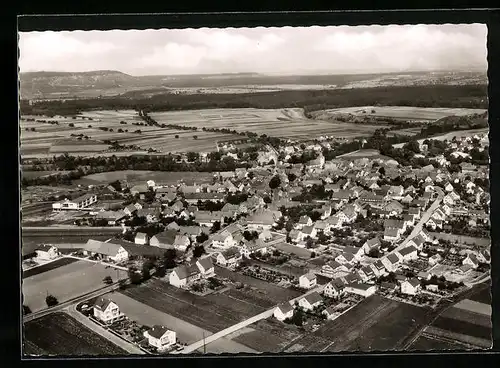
282, 295, 433, 353
121, 276, 297, 334
21, 171, 71, 180
150, 108, 389, 140
468, 284, 491, 304
99, 291, 256, 353
231, 317, 304, 353
311, 106, 486, 122
22, 260, 128, 313
74, 170, 217, 187
337, 148, 397, 162
23, 257, 79, 279
409, 335, 469, 351
20, 110, 243, 157
23, 312, 127, 356
393, 127, 489, 148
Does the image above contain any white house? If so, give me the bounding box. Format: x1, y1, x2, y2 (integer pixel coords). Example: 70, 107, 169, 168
84, 240, 129, 263
323, 281, 343, 298
362, 238, 380, 255
398, 246, 419, 262
381, 253, 403, 272
274, 303, 294, 321
299, 273, 317, 289
196, 256, 215, 278
344, 283, 377, 298
401, 278, 421, 295
321, 261, 349, 278
169, 264, 202, 288
298, 291, 323, 311
134, 232, 149, 245
463, 253, 480, 269
144, 325, 176, 351
216, 247, 242, 268
211, 230, 235, 249
34, 244, 59, 261
93, 297, 125, 324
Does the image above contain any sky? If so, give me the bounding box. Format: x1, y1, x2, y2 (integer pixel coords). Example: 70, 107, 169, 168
18, 24, 487, 76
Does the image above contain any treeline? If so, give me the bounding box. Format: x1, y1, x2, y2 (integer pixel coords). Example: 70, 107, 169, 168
20, 84, 488, 116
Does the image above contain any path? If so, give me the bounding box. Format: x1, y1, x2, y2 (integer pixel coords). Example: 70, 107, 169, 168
65, 305, 145, 355
64, 255, 129, 271
176, 284, 325, 354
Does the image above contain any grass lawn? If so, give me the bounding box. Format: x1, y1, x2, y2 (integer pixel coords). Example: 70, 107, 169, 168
22, 260, 128, 313
23, 312, 127, 356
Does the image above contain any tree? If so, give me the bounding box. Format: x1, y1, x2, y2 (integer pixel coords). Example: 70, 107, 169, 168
263, 196, 272, 204
187, 152, 200, 162
128, 266, 143, 285
378, 167, 386, 176
310, 251, 316, 258
45, 294, 58, 307
193, 135, 198, 140
175, 135, 179, 138
163, 249, 177, 269
269, 175, 281, 190
193, 245, 206, 258
403, 140, 421, 154
287, 173, 297, 182
103, 275, 113, 285
68, 123, 75, 127
141, 263, 151, 281
211, 221, 221, 233
196, 232, 209, 243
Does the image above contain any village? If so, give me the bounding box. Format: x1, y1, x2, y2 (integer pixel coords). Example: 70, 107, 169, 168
23, 131, 491, 354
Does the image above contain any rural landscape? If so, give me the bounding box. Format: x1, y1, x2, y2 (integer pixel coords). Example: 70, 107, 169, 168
19, 24, 491, 357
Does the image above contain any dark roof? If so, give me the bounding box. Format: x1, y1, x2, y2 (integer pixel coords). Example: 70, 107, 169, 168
221, 247, 241, 259
35, 244, 57, 252
173, 264, 200, 280
303, 291, 323, 305
365, 238, 380, 247
277, 303, 293, 314
196, 256, 213, 270
152, 229, 178, 245
399, 246, 417, 256
387, 253, 401, 264
94, 297, 113, 311
114, 240, 165, 257
405, 278, 421, 288
147, 325, 171, 339
348, 283, 374, 291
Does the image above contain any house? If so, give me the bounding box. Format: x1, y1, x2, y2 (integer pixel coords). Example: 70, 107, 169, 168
384, 200, 404, 215
343, 246, 364, 261
370, 260, 387, 277
425, 284, 439, 292
298, 291, 323, 311
34, 245, 59, 261
196, 256, 215, 278
130, 185, 149, 198
169, 264, 202, 288
288, 229, 303, 244
83, 240, 129, 263
150, 230, 178, 249
338, 205, 357, 223
321, 260, 349, 278
358, 265, 376, 282
428, 254, 442, 266
384, 228, 400, 242
93, 297, 124, 324
134, 232, 149, 245
216, 247, 242, 268
299, 273, 317, 289
323, 306, 340, 320
274, 303, 294, 321
406, 235, 425, 251
408, 207, 421, 219
211, 230, 235, 249
124, 204, 139, 217
300, 225, 317, 239
335, 252, 355, 265
155, 187, 177, 202
296, 215, 313, 229
326, 215, 343, 229
246, 210, 278, 230
52, 193, 98, 211
179, 226, 208, 240
381, 253, 403, 272
398, 246, 418, 262
401, 278, 421, 295
403, 214, 415, 226
173, 234, 191, 252
240, 239, 267, 258
362, 238, 380, 255
320, 205, 332, 219
380, 282, 398, 293
313, 221, 331, 234
344, 283, 377, 297
195, 211, 223, 227
323, 281, 344, 298
477, 249, 491, 264
143, 325, 176, 351
463, 253, 480, 269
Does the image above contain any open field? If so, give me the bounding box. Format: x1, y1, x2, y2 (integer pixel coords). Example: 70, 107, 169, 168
440, 307, 491, 328
468, 285, 491, 304
23, 312, 127, 356
409, 334, 471, 351
311, 106, 486, 123
121, 276, 298, 334
422, 326, 492, 349
100, 291, 256, 353
20, 110, 243, 157
22, 260, 127, 312
231, 317, 303, 353
150, 108, 389, 140
393, 128, 489, 148
74, 170, 217, 187
453, 299, 492, 316
282, 295, 433, 353
22, 257, 79, 279
21, 171, 71, 180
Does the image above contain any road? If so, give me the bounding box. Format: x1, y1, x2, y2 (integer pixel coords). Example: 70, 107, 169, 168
65, 305, 146, 355
23, 281, 124, 323
176, 284, 325, 354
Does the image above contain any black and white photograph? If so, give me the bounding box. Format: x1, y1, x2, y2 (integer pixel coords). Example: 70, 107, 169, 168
19, 21, 491, 356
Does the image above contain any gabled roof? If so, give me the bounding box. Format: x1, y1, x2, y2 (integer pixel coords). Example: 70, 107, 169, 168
405, 278, 421, 288
325, 260, 343, 270
386, 253, 401, 264
347, 282, 374, 291
135, 232, 148, 241
276, 302, 293, 314
301, 272, 317, 281
94, 297, 114, 311
35, 244, 57, 252
147, 325, 172, 339
196, 256, 213, 270
173, 264, 200, 280
84, 239, 125, 257
343, 246, 362, 255
303, 291, 323, 305
221, 247, 241, 259
384, 228, 399, 238
151, 229, 178, 246
399, 245, 417, 256
365, 237, 380, 247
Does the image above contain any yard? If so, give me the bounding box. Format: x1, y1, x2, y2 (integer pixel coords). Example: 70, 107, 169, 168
22, 260, 128, 312
23, 312, 127, 356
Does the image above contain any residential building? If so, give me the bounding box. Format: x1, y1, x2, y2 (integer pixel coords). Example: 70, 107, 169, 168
150, 230, 178, 249
344, 283, 377, 297
211, 230, 235, 249
83, 239, 129, 263
144, 325, 176, 351
323, 281, 344, 298
34, 245, 59, 261
216, 247, 242, 268
93, 297, 125, 324
196, 256, 215, 278
169, 264, 201, 288
299, 273, 317, 289
298, 291, 323, 311
401, 278, 422, 295
274, 303, 294, 321
134, 232, 149, 245
52, 194, 98, 211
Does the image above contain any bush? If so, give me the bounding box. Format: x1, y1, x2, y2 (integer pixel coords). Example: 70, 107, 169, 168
45, 294, 58, 307
22, 305, 32, 315
103, 275, 113, 285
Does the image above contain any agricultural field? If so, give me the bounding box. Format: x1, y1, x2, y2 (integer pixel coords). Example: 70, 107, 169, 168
99, 291, 256, 354
21, 171, 71, 180
150, 108, 389, 140
121, 276, 299, 334
281, 295, 433, 353
22, 257, 79, 279
22, 260, 128, 312
23, 312, 127, 356
408, 335, 469, 351
311, 106, 487, 123
393, 127, 489, 148
74, 170, 217, 187
20, 110, 243, 158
